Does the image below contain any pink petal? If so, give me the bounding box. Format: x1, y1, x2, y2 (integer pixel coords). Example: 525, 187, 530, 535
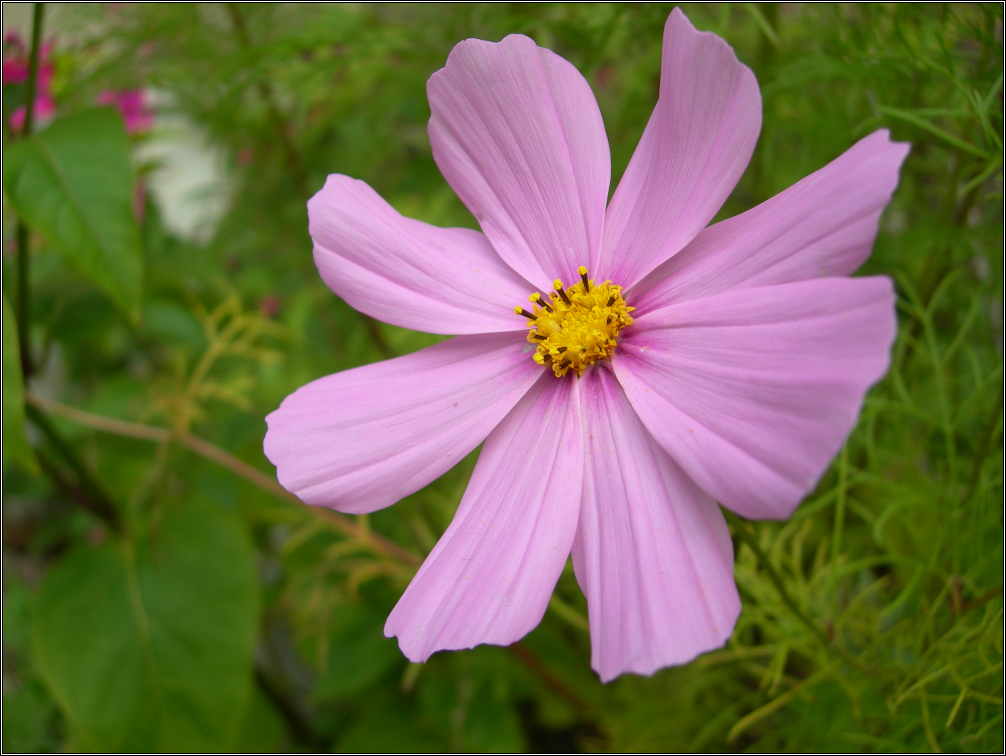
598, 8, 761, 288
573, 367, 739, 682
427, 34, 610, 291
264, 333, 542, 514
309, 175, 536, 335
629, 130, 910, 310
2, 57, 28, 85
385, 373, 583, 661
9, 105, 26, 131
614, 277, 896, 520
34, 92, 55, 121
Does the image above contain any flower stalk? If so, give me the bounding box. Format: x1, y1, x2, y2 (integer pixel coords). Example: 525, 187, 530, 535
25, 404, 121, 531
24, 391, 420, 567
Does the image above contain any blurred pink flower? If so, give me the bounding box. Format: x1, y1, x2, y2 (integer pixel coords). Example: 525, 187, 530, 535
97, 88, 154, 134
259, 294, 280, 318
264, 9, 908, 681
3, 33, 55, 131
2, 55, 28, 84
8, 91, 54, 131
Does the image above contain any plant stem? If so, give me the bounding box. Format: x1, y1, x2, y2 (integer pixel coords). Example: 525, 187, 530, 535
25, 404, 121, 531
23, 4, 45, 138
829, 444, 849, 598
34, 449, 104, 518
254, 664, 328, 751
24, 392, 421, 567
507, 642, 592, 714
362, 313, 395, 359
964, 383, 1003, 503
16, 3, 45, 377
17, 223, 32, 376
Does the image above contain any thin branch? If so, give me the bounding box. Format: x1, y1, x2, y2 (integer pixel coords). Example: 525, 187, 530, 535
34, 448, 102, 518
507, 642, 592, 714
25, 392, 422, 567
361, 313, 395, 359
961, 583, 1004, 615
16, 223, 32, 376
253, 664, 328, 751
964, 383, 1003, 503
22, 3, 45, 137
25, 404, 121, 531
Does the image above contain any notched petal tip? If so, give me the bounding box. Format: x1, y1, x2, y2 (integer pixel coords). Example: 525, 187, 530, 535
666, 7, 732, 52
443, 31, 537, 58
664, 6, 760, 98
872, 126, 912, 154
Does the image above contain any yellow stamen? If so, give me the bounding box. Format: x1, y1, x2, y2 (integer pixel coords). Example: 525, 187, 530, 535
517, 267, 634, 378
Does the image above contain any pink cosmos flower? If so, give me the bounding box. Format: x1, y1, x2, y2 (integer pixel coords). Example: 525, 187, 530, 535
97, 89, 154, 134
264, 9, 908, 681
3, 34, 55, 131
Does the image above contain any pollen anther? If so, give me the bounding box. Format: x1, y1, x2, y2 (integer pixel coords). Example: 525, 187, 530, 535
529, 292, 553, 313
516, 267, 634, 378
553, 280, 572, 306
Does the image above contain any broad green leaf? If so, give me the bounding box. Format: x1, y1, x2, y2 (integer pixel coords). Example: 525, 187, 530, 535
2, 578, 60, 753
1, 294, 39, 474
2, 108, 143, 321
32, 501, 259, 752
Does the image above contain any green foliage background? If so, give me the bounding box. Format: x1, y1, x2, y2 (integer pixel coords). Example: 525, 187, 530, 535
3, 3, 1002, 752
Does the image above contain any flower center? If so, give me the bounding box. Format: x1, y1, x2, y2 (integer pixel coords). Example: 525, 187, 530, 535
514, 266, 634, 378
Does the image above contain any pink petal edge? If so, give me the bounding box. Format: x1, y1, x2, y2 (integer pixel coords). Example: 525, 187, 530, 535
598, 7, 761, 288
385, 372, 583, 661
428, 34, 610, 292
264, 333, 542, 514
309, 174, 536, 335
573, 366, 739, 682
615, 277, 897, 520
628, 130, 911, 309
